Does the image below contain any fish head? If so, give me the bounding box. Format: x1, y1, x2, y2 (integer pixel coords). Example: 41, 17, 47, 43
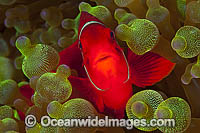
78, 11, 130, 91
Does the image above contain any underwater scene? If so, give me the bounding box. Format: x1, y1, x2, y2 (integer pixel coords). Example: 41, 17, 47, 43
0, 0, 200, 132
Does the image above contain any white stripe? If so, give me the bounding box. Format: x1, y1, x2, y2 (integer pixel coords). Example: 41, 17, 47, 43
79, 21, 104, 41
84, 65, 108, 91
122, 50, 130, 83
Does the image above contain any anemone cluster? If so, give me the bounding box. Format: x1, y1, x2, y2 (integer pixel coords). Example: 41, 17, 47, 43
126, 90, 191, 132
0, 0, 199, 132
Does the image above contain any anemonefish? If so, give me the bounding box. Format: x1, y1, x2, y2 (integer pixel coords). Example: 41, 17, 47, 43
59, 11, 175, 118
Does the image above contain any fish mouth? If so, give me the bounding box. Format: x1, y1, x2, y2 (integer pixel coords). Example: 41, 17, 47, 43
96, 55, 112, 63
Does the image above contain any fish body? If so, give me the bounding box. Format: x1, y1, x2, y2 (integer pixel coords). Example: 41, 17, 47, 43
59, 12, 175, 118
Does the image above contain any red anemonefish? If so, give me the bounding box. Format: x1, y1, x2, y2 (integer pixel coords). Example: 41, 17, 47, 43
59, 11, 175, 118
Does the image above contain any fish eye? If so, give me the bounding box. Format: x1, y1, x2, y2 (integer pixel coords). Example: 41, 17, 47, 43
115, 47, 122, 54
110, 31, 115, 40
79, 41, 82, 49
